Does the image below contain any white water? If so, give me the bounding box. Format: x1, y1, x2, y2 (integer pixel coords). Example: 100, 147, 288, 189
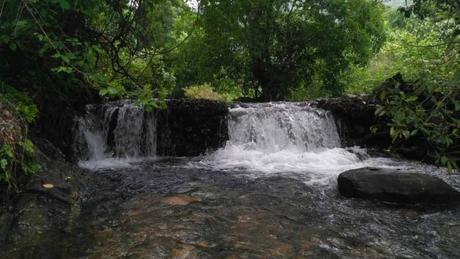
199, 103, 404, 185
74, 102, 156, 170
75, 102, 443, 184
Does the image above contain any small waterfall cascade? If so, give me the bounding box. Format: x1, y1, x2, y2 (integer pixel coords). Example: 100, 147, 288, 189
206, 102, 374, 178
228, 103, 341, 152
73, 101, 157, 164
74, 101, 377, 177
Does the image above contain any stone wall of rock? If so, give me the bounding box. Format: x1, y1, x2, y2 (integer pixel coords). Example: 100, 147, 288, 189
314, 95, 391, 148
157, 99, 229, 157
31, 87, 100, 160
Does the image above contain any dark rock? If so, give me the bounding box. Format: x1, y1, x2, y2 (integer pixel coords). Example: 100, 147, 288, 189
0, 139, 88, 258
157, 99, 229, 156
338, 167, 460, 203
31, 86, 100, 160
314, 95, 390, 148
0, 209, 13, 243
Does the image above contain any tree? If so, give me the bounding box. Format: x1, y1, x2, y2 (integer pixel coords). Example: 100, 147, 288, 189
345, 2, 460, 170
196, 0, 386, 100
0, 0, 183, 108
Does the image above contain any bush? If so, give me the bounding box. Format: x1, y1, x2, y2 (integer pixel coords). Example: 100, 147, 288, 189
374, 76, 460, 171
0, 82, 40, 188
184, 83, 229, 102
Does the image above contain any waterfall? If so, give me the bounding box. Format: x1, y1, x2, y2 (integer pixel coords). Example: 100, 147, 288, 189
75, 101, 391, 178
74, 101, 157, 169
204, 102, 386, 183
228, 103, 341, 152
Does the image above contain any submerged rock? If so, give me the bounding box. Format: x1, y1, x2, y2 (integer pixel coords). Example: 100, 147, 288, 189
162, 195, 200, 206
338, 167, 460, 203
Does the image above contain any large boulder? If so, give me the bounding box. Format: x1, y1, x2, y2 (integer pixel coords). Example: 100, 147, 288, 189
0, 138, 88, 258
338, 167, 460, 203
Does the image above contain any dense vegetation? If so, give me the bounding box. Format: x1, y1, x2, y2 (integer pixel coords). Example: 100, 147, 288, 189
0, 0, 459, 185
353, 0, 460, 170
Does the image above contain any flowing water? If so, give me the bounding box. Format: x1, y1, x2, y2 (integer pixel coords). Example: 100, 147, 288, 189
74, 101, 157, 169
65, 102, 460, 258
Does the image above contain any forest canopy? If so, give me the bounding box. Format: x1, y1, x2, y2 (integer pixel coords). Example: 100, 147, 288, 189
0, 0, 388, 103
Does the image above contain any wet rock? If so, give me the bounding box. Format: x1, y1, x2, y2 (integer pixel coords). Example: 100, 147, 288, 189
171, 244, 198, 259
338, 167, 460, 203
31, 85, 100, 160
0, 209, 13, 243
157, 99, 229, 156
162, 195, 200, 206
314, 95, 390, 148
0, 139, 86, 258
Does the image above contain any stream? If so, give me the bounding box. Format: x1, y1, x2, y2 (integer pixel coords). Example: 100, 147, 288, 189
53, 103, 460, 257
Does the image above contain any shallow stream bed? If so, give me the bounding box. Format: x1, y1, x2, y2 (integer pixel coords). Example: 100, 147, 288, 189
53, 157, 460, 258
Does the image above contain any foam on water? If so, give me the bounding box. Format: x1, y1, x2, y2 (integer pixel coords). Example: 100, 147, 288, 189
78, 158, 139, 171
75, 101, 452, 186
198, 103, 405, 185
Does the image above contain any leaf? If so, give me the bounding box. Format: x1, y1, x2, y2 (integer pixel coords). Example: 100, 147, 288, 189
9, 43, 17, 51
51, 66, 73, 74
405, 96, 418, 102
19, 140, 35, 155
99, 86, 120, 97
455, 102, 460, 112
0, 35, 11, 44
0, 159, 8, 170
375, 105, 386, 117
58, 0, 71, 10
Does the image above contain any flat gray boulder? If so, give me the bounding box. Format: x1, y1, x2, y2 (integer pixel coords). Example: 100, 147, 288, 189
338, 167, 460, 203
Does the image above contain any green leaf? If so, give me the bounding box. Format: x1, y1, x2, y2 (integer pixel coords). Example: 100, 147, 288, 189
405, 96, 418, 102
9, 43, 17, 51
19, 140, 35, 156
99, 86, 121, 97
0, 159, 8, 170
58, 0, 71, 10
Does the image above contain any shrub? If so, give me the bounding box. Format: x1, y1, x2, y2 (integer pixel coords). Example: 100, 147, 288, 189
0, 82, 40, 188
183, 83, 229, 102
374, 76, 460, 171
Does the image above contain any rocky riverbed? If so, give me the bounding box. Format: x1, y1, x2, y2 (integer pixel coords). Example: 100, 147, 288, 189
2, 99, 460, 259
2, 156, 460, 258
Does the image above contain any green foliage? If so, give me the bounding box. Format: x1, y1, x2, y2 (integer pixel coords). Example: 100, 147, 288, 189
0, 98, 41, 187
0, 144, 15, 184
345, 3, 460, 170
374, 79, 460, 171
0, 140, 41, 187
176, 0, 386, 101
0, 82, 38, 123
346, 3, 460, 94
184, 84, 231, 102
0, 0, 184, 109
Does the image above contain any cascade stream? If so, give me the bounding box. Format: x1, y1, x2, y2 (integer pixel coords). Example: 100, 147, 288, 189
49, 101, 460, 258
